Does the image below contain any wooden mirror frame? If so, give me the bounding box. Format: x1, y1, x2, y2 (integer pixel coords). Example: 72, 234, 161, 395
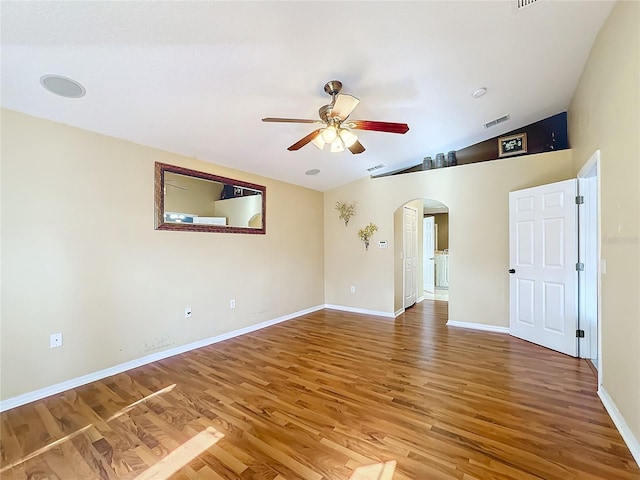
154, 162, 266, 234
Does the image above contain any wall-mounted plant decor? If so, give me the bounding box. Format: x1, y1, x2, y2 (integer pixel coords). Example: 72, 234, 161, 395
358, 223, 378, 251
335, 201, 356, 226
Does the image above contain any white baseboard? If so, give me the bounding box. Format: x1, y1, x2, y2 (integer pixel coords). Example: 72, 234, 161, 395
417, 296, 425, 303
446, 320, 510, 334
394, 308, 405, 317
598, 386, 640, 467
0, 305, 325, 412
324, 304, 395, 319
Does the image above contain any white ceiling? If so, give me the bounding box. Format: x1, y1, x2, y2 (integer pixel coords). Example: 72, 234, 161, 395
1, 1, 614, 191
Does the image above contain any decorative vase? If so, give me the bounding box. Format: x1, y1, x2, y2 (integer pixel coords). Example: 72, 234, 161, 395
447, 150, 457, 167
435, 153, 445, 168
422, 157, 433, 170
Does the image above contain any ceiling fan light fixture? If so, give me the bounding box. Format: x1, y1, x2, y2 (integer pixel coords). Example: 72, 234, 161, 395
311, 135, 325, 150
321, 125, 338, 143
339, 128, 358, 148
330, 139, 345, 153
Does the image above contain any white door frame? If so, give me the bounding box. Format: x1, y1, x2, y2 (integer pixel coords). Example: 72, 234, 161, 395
577, 150, 601, 386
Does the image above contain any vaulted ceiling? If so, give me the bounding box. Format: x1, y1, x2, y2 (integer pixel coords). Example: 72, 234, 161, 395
1, 1, 615, 191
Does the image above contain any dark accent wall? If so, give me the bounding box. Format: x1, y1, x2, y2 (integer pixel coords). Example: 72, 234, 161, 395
380, 112, 569, 177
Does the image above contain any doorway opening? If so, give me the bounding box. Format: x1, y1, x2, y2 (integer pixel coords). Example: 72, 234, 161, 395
393, 198, 450, 316
578, 150, 600, 377
423, 199, 449, 302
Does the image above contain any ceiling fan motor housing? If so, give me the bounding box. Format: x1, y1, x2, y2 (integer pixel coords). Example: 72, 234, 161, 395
319, 104, 340, 124
323, 80, 342, 97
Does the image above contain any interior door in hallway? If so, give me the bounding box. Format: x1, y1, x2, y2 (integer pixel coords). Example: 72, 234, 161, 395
423, 216, 435, 293
509, 179, 578, 356
404, 206, 418, 308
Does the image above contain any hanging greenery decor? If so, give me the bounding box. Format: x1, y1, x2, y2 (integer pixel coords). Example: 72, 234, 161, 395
357, 223, 378, 251
335, 201, 356, 226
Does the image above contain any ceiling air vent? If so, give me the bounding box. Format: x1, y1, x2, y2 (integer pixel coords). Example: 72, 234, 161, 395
484, 114, 510, 129
367, 164, 386, 172
517, 0, 538, 9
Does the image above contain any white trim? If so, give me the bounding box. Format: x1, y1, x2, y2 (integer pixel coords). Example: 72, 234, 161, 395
577, 150, 602, 387
394, 308, 405, 317
0, 305, 325, 412
598, 386, 640, 467
578, 149, 600, 178
324, 304, 395, 319
446, 320, 510, 334
417, 295, 425, 303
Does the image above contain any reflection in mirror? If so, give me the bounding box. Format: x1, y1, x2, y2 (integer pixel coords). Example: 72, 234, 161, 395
155, 162, 266, 234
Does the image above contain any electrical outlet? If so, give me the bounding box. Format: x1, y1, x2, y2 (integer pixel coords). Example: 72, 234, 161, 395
50, 333, 62, 349
185, 307, 192, 318
350, 286, 356, 293
230, 299, 236, 309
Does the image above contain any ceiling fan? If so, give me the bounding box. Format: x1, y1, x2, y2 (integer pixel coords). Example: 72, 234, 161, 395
262, 80, 409, 155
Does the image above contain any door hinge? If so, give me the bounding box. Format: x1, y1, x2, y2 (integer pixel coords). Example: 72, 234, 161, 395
575, 195, 584, 205
576, 329, 585, 338
576, 262, 585, 271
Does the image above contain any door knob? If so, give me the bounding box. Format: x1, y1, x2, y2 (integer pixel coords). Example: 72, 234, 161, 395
509, 269, 516, 274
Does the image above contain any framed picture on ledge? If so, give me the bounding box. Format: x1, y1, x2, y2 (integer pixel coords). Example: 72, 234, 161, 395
498, 133, 527, 157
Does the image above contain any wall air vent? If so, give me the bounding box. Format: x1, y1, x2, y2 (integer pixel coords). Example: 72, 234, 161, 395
517, 0, 538, 9
484, 114, 510, 129
367, 164, 386, 172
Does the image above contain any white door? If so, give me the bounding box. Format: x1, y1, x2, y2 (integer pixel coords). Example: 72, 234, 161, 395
423, 216, 435, 293
403, 206, 418, 308
509, 179, 578, 356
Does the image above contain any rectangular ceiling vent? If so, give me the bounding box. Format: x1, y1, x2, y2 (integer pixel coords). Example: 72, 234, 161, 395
367, 164, 386, 172
484, 114, 510, 129
517, 0, 539, 9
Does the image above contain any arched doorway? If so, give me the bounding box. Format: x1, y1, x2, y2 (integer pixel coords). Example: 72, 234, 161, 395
393, 198, 450, 315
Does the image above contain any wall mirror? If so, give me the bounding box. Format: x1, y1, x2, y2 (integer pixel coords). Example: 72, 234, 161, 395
154, 162, 266, 234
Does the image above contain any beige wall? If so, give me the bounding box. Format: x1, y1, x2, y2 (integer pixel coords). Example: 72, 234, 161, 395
434, 213, 449, 251
164, 173, 222, 217
325, 149, 573, 323
0, 109, 325, 401
214, 195, 262, 227
568, 1, 640, 444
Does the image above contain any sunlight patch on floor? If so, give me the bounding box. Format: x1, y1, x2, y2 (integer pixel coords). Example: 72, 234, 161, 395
349, 460, 396, 480
0, 423, 94, 473
108, 383, 177, 421
133, 426, 224, 479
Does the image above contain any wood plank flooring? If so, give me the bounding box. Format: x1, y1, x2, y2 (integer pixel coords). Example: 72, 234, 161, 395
1, 301, 639, 479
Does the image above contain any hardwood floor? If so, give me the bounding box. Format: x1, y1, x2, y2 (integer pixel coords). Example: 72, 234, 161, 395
1, 301, 638, 479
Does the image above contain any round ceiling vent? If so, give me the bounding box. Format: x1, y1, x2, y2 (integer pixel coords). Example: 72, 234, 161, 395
305, 169, 320, 176
40, 75, 86, 98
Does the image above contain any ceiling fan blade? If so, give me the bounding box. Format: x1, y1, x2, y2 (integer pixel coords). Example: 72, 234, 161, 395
331, 94, 360, 120
347, 139, 366, 155
287, 129, 323, 151
262, 117, 321, 124
348, 120, 410, 134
